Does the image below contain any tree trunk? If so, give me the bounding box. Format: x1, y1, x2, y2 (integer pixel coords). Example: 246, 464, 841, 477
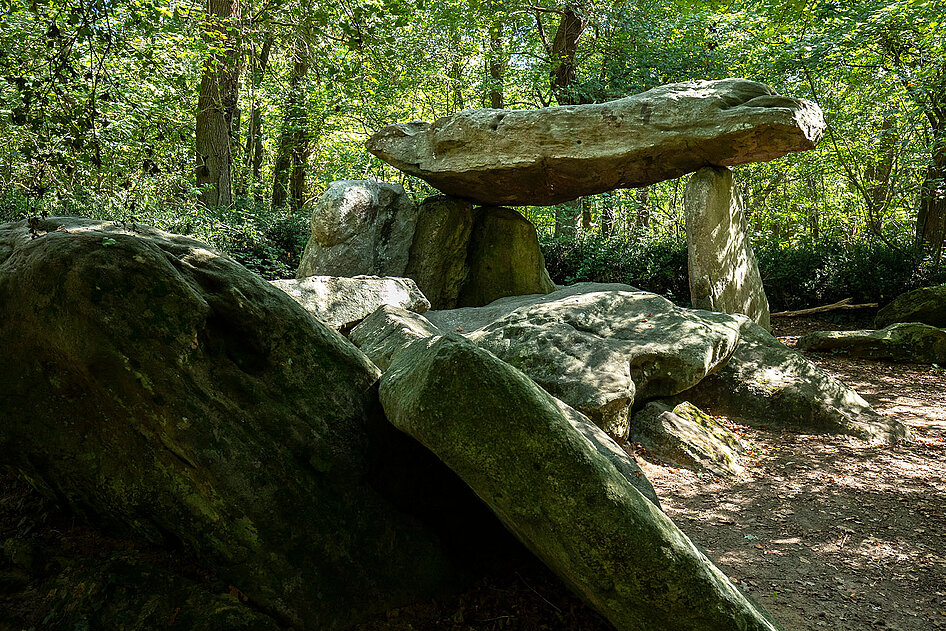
636, 187, 650, 229
580, 196, 592, 234
554, 199, 580, 238
242, 33, 272, 199
600, 194, 615, 237
488, 15, 504, 109
272, 38, 311, 211
549, 3, 586, 106
916, 148, 946, 256
196, 0, 242, 208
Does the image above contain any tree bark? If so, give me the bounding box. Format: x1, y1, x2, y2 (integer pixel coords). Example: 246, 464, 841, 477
272, 37, 311, 211
488, 19, 504, 109
554, 199, 580, 238
599, 194, 615, 237
549, 3, 587, 106
916, 148, 946, 256
196, 0, 242, 208
242, 33, 272, 199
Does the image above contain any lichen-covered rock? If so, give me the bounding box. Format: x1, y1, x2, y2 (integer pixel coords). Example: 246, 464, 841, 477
0, 217, 456, 630
681, 316, 908, 442
797, 322, 946, 364
456, 206, 556, 307
367, 78, 824, 206
271, 274, 430, 331
875, 284, 946, 328
349, 305, 443, 370
296, 179, 419, 278
380, 335, 783, 631
685, 166, 770, 330
631, 401, 744, 476
464, 285, 743, 439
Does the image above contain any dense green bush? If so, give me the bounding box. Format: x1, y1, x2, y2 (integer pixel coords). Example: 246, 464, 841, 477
541, 233, 691, 303
0, 192, 311, 280
541, 233, 946, 311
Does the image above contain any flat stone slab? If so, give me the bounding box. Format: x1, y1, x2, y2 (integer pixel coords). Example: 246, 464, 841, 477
367, 78, 825, 206
271, 275, 430, 331
797, 322, 946, 364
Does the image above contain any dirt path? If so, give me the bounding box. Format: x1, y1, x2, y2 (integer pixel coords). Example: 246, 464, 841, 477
639, 314, 946, 631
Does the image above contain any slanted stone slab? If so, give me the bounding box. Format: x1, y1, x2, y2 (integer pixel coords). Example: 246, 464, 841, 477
680, 316, 909, 442
296, 179, 419, 278
367, 78, 825, 206
271, 275, 430, 331
631, 401, 744, 476
685, 166, 770, 330
349, 305, 443, 370
380, 335, 783, 631
797, 322, 946, 364
875, 284, 946, 328
464, 286, 743, 439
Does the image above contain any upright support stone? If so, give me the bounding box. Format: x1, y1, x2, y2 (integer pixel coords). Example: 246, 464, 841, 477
685, 167, 771, 331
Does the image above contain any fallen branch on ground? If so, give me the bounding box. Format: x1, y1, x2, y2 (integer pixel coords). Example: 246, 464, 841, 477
771, 298, 879, 317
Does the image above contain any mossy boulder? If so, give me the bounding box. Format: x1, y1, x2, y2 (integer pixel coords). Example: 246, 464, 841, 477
797, 322, 946, 364
631, 401, 744, 476
380, 334, 783, 631
875, 284, 946, 328
0, 217, 457, 629
680, 316, 908, 442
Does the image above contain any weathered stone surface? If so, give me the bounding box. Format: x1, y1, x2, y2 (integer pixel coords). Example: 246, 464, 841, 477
296, 185, 554, 309
463, 285, 743, 439
296, 179, 419, 278
349, 305, 443, 370
685, 166, 770, 330
680, 316, 908, 442
367, 78, 825, 206
0, 217, 457, 630
404, 195, 474, 309
631, 401, 744, 476
875, 284, 946, 328
457, 206, 556, 307
425, 282, 638, 332
797, 322, 946, 364
380, 334, 783, 631
271, 274, 430, 331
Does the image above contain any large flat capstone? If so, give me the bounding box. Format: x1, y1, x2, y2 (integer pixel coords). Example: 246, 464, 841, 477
367, 78, 825, 206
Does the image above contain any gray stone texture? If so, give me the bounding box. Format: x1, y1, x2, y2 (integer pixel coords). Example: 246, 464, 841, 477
367, 78, 825, 206
631, 401, 744, 476
680, 316, 909, 442
685, 166, 771, 330
270, 275, 430, 331
379, 334, 784, 631
797, 322, 946, 364
348, 305, 443, 371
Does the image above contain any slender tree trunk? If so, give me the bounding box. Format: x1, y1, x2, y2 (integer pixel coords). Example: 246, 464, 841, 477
636, 187, 650, 229
580, 196, 592, 234
600, 194, 615, 237
451, 59, 465, 112
554, 199, 580, 238
196, 0, 242, 208
917, 147, 946, 256
272, 37, 310, 210
242, 33, 272, 199
488, 14, 504, 109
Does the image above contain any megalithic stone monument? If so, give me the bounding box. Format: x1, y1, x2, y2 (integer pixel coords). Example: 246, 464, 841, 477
366, 78, 825, 206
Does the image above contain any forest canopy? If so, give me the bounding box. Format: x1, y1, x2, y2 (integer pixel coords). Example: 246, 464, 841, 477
0, 0, 944, 267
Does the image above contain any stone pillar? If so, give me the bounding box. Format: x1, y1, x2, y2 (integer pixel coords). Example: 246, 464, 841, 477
684, 166, 771, 330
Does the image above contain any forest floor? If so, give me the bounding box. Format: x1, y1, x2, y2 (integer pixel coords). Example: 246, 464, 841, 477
357, 312, 946, 631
